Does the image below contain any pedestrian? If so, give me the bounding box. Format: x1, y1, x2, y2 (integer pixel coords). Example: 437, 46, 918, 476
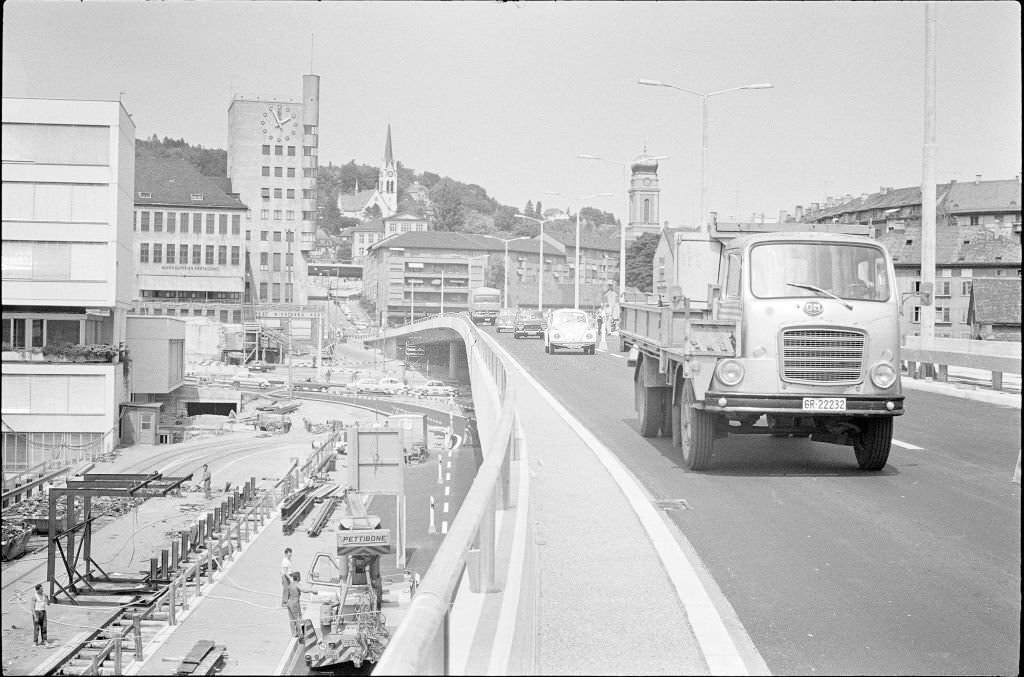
281, 547, 294, 606
32, 583, 48, 646
200, 464, 211, 499
283, 571, 307, 637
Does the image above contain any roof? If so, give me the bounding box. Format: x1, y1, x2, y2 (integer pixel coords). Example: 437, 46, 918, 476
545, 229, 620, 252
353, 217, 385, 233
338, 189, 377, 212
366, 230, 543, 256
805, 179, 1021, 220
135, 155, 247, 210
970, 278, 1022, 325
384, 212, 429, 222
876, 223, 1021, 266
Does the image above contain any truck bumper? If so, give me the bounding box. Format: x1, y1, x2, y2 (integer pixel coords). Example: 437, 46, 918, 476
701, 392, 905, 416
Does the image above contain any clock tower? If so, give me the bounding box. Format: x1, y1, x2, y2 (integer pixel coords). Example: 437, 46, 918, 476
627, 152, 662, 242
377, 123, 398, 216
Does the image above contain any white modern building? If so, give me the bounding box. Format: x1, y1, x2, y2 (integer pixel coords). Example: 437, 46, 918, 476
1, 97, 136, 470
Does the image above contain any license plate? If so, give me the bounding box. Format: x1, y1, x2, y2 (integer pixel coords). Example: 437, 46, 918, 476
802, 397, 847, 411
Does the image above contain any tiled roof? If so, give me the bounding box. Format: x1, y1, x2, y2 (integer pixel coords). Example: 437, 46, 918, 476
545, 229, 620, 251
384, 212, 428, 222
338, 189, 377, 212
970, 277, 1022, 324
353, 217, 385, 233
804, 179, 1021, 221
876, 222, 1021, 266
367, 230, 543, 256
135, 155, 247, 209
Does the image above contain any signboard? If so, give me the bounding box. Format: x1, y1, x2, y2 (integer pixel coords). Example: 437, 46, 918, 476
348, 427, 403, 493
255, 310, 321, 319
85, 308, 111, 317
337, 528, 392, 556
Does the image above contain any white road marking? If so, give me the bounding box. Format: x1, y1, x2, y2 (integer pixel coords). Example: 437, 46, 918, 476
445, 486, 450, 496
446, 472, 451, 481
443, 502, 450, 513
892, 439, 924, 451
441, 521, 449, 534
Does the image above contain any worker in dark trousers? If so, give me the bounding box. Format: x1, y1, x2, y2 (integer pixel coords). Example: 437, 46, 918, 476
200, 464, 211, 499
32, 583, 48, 646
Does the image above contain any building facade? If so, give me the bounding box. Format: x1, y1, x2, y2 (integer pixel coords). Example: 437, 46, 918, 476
227, 74, 320, 308
336, 124, 399, 220
627, 153, 663, 242
1, 97, 136, 470
132, 156, 249, 322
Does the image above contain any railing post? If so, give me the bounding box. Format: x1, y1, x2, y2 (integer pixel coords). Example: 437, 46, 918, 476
993, 371, 1004, 390
113, 636, 122, 676
937, 364, 948, 381
133, 616, 143, 660
168, 579, 177, 625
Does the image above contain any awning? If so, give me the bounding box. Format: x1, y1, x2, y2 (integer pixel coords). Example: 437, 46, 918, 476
137, 274, 243, 293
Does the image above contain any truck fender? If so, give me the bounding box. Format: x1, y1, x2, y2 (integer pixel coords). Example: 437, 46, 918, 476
687, 356, 717, 401
634, 352, 671, 389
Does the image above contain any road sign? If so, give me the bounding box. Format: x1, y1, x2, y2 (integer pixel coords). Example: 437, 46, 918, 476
255, 310, 321, 319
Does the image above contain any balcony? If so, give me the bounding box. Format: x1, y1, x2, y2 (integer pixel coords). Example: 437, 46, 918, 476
1, 343, 123, 364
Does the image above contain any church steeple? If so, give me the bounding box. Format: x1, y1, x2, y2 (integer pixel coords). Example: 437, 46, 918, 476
377, 123, 398, 215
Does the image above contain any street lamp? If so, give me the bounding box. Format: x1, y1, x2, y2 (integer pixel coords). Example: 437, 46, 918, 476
515, 212, 567, 311
577, 154, 668, 298
478, 234, 532, 308
545, 191, 614, 308
408, 278, 423, 323
431, 267, 446, 314
638, 78, 773, 231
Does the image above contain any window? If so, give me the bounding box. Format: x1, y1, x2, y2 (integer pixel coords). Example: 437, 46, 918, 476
285, 284, 294, 303
259, 282, 268, 300
287, 167, 296, 178
273, 210, 282, 220
302, 211, 316, 220
260, 209, 269, 219
273, 231, 282, 242
274, 166, 283, 177
303, 189, 314, 199
912, 305, 921, 323
303, 146, 313, 156
937, 280, 951, 297
261, 187, 270, 200
232, 310, 242, 323
286, 230, 294, 242
245, 230, 251, 241
2, 182, 109, 223
273, 188, 282, 199
192, 245, 202, 264
304, 125, 317, 134
260, 252, 269, 268
166, 244, 175, 264
190, 193, 204, 201
285, 252, 294, 268
231, 246, 240, 265
286, 189, 295, 199
219, 214, 228, 234
205, 245, 214, 265
260, 230, 268, 241
273, 252, 281, 271
287, 146, 296, 156
936, 306, 951, 323
140, 243, 149, 263
180, 244, 188, 263
643, 198, 651, 223
167, 212, 176, 233
220, 310, 229, 323
271, 283, 281, 301
725, 254, 742, 297
193, 213, 203, 234
218, 245, 227, 265
959, 308, 969, 324
206, 214, 215, 234
2, 123, 109, 165
274, 145, 283, 156
969, 215, 980, 226
286, 210, 295, 220
140, 211, 150, 231
303, 168, 317, 178
262, 145, 270, 155
262, 166, 270, 177
152, 243, 162, 263
153, 211, 163, 232
232, 214, 240, 234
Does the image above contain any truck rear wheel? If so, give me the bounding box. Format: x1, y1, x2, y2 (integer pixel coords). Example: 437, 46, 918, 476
680, 380, 714, 470
634, 371, 669, 437
854, 416, 892, 470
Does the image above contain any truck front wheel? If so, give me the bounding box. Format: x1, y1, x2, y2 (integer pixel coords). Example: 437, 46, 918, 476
679, 380, 714, 470
854, 416, 892, 470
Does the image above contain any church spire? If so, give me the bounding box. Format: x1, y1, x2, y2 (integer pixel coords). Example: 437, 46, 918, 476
384, 123, 394, 166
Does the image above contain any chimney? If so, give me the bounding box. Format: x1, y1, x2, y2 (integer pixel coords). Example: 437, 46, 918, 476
795, 205, 804, 221
949, 179, 956, 184
975, 174, 981, 184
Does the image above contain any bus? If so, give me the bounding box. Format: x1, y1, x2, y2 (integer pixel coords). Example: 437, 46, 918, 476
467, 286, 502, 325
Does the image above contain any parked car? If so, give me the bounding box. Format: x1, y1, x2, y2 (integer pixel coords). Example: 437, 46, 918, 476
348, 378, 384, 394
233, 376, 272, 389
291, 380, 331, 393
376, 377, 408, 395
248, 360, 275, 372
494, 308, 518, 333
414, 380, 458, 398
513, 309, 546, 339
544, 308, 597, 355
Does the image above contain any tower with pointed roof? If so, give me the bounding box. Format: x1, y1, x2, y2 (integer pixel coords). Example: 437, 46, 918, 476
377, 124, 398, 216
627, 150, 662, 242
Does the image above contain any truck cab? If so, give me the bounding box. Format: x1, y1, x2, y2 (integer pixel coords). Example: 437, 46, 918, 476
468, 286, 502, 325
620, 222, 904, 471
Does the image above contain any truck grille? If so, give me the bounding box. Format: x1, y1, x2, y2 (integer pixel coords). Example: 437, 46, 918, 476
780, 328, 865, 384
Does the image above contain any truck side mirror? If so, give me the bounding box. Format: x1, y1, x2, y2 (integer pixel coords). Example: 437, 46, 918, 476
919, 281, 933, 305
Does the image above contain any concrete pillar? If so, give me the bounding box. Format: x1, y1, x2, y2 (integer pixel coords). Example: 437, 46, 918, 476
448, 341, 459, 380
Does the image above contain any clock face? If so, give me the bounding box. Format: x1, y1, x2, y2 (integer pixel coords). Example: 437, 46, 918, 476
260, 104, 296, 141
387, 170, 394, 177
643, 178, 652, 186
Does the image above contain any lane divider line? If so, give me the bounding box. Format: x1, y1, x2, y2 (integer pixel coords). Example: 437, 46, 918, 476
892, 439, 924, 451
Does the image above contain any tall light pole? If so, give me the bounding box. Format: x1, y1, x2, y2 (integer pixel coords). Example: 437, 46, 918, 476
638, 78, 773, 231
578, 154, 668, 299
515, 213, 567, 311
478, 234, 531, 308
545, 192, 614, 308
409, 278, 422, 323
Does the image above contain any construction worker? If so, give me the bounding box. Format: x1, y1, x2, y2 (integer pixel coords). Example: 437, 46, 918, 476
200, 464, 211, 500
32, 583, 48, 646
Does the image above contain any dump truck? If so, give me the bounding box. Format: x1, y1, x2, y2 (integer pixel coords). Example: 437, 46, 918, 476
620, 221, 904, 471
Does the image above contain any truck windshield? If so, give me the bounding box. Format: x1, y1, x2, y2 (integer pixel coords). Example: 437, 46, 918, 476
749, 242, 891, 302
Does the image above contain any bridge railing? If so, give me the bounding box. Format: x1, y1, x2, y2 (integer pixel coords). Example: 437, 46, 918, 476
374, 315, 520, 674
901, 337, 1021, 390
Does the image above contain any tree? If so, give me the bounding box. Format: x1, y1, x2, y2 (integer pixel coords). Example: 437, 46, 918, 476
364, 204, 383, 220
429, 178, 465, 231
524, 200, 534, 217
485, 257, 505, 290
625, 232, 660, 293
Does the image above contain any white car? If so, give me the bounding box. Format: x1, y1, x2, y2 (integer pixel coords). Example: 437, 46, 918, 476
376, 377, 408, 395
348, 378, 384, 394
544, 308, 598, 355
415, 380, 457, 397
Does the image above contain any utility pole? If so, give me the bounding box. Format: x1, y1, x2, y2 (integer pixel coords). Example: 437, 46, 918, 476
920, 1, 937, 353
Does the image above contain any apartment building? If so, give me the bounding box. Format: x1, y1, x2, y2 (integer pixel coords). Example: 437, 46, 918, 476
132, 155, 248, 322
1, 97, 135, 470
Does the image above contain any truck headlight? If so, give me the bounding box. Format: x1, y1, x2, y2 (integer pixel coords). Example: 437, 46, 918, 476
870, 362, 897, 389
552, 333, 561, 340
585, 332, 594, 340
716, 359, 745, 386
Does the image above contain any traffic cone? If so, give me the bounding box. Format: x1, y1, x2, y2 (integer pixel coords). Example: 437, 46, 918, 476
1013, 450, 1021, 484
427, 496, 437, 534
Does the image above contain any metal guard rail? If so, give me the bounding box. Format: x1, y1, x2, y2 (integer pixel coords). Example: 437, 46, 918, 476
374, 315, 516, 674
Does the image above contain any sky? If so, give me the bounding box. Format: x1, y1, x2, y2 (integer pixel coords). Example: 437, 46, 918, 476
3, 1, 1021, 227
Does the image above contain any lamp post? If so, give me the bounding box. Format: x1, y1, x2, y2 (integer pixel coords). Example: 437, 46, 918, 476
478, 234, 531, 308
515, 213, 567, 311
545, 192, 614, 308
578, 155, 668, 299
637, 78, 773, 231
431, 267, 447, 315
409, 279, 423, 323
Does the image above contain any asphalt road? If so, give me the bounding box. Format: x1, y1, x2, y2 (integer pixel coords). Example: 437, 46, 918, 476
488, 327, 1021, 676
